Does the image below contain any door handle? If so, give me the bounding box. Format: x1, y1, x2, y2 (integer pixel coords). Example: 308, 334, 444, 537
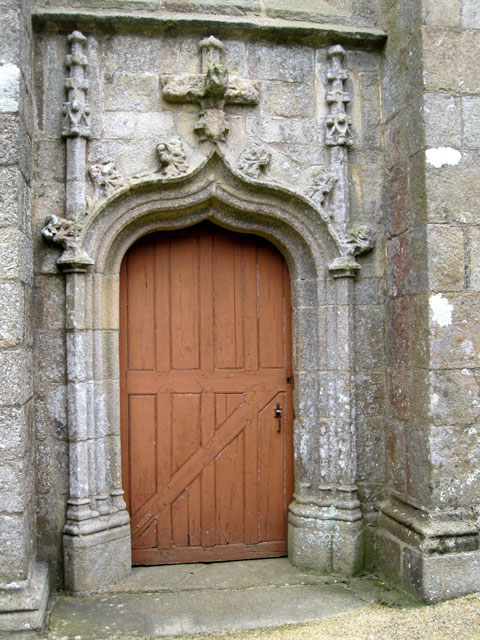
274, 403, 282, 433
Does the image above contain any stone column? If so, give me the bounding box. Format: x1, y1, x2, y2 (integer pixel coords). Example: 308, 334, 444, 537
288, 45, 363, 576
0, 0, 49, 632
53, 30, 131, 594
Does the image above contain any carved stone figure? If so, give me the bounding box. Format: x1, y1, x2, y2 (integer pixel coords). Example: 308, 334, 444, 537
305, 168, 338, 209
237, 143, 271, 179
344, 224, 376, 256
88, 159, 125, 198
42, 215, 80, 251
161, 36, 259, 143
156, 138, 189, 177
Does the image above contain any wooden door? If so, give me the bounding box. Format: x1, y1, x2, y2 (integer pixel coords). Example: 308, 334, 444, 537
120, 222, 293, 565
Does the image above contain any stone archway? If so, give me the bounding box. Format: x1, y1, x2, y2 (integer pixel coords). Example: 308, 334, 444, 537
51, 152, 363, 592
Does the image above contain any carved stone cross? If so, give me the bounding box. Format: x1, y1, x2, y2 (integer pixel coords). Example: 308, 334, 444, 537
161, 36, 259, 143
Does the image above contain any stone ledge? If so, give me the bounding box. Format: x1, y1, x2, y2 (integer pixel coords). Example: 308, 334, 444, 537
0, 562, 49, 632
32, 9, 387, 50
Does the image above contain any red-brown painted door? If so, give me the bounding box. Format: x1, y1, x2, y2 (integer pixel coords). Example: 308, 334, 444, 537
120, 222, 293, 564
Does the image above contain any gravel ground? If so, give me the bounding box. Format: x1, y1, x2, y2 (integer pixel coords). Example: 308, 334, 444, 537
92, 592, 480, 640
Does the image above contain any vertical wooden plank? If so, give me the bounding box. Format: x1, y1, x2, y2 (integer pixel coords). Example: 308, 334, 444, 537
226, 394, 243, 420
215, 433, 245, 545
172, 492, 189, 547
157, 505, 172, 550
234, 239, 244, 368
258, 241, 284, 369
127, 239, 156, 370
199, 231, 214, 372
170, 235, 200, 370
201, 392, 215, 547
284, 264, 294, 514
188, 476, 202, 547
243, 240, 259, 371
129, 395, 157, 516
284, 262, 293, 376
216, 393, 227, 429
244, 414, 258, 544
258, 394, 285, 541
119, 257, 130, 512
156, 393, 171, 492
285, 389, 294, 515
172, 394, 201, 473
155, 234, 171, 372
214, 234, 236, 368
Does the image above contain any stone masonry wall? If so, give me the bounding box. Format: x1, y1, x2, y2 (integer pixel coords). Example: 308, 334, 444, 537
379, 0, 480, 601
33, 16, 385, 577
0, 0, 36, 586
381, 0, 428, 517
422, 0, 480, 514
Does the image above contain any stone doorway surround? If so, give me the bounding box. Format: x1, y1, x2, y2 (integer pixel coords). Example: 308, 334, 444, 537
38, 29, 379, 594
49, 148, 369, 592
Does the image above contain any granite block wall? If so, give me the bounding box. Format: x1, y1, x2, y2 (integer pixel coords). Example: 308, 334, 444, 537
379, 0, 480, 602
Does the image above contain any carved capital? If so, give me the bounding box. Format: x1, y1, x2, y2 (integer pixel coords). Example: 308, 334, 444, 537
237, 143, 271, 179
62, 30, 91, 139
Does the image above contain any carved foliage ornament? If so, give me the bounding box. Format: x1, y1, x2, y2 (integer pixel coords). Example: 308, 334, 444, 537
161, 36, 259, 143
89, 159, 125, 199
237, 143, 271, 180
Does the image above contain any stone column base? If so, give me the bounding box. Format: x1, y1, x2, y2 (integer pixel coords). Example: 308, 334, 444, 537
64, 523, 131, 593
288, 498, 363, 575
0, 562, 49, 632
379, 497, 480, 603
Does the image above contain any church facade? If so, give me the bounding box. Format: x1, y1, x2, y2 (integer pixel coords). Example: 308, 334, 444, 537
2, 0, 480, 631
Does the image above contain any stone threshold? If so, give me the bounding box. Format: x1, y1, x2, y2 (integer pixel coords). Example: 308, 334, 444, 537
32, 9, 387, 49
44, 559, 417, 639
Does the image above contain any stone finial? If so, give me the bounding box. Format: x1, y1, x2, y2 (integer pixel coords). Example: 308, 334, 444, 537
326, 44, 353, 147
237, 143, 271, 179
62, 30, 91, 138
199, 36, 224, 73
156, 138, 189, 178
